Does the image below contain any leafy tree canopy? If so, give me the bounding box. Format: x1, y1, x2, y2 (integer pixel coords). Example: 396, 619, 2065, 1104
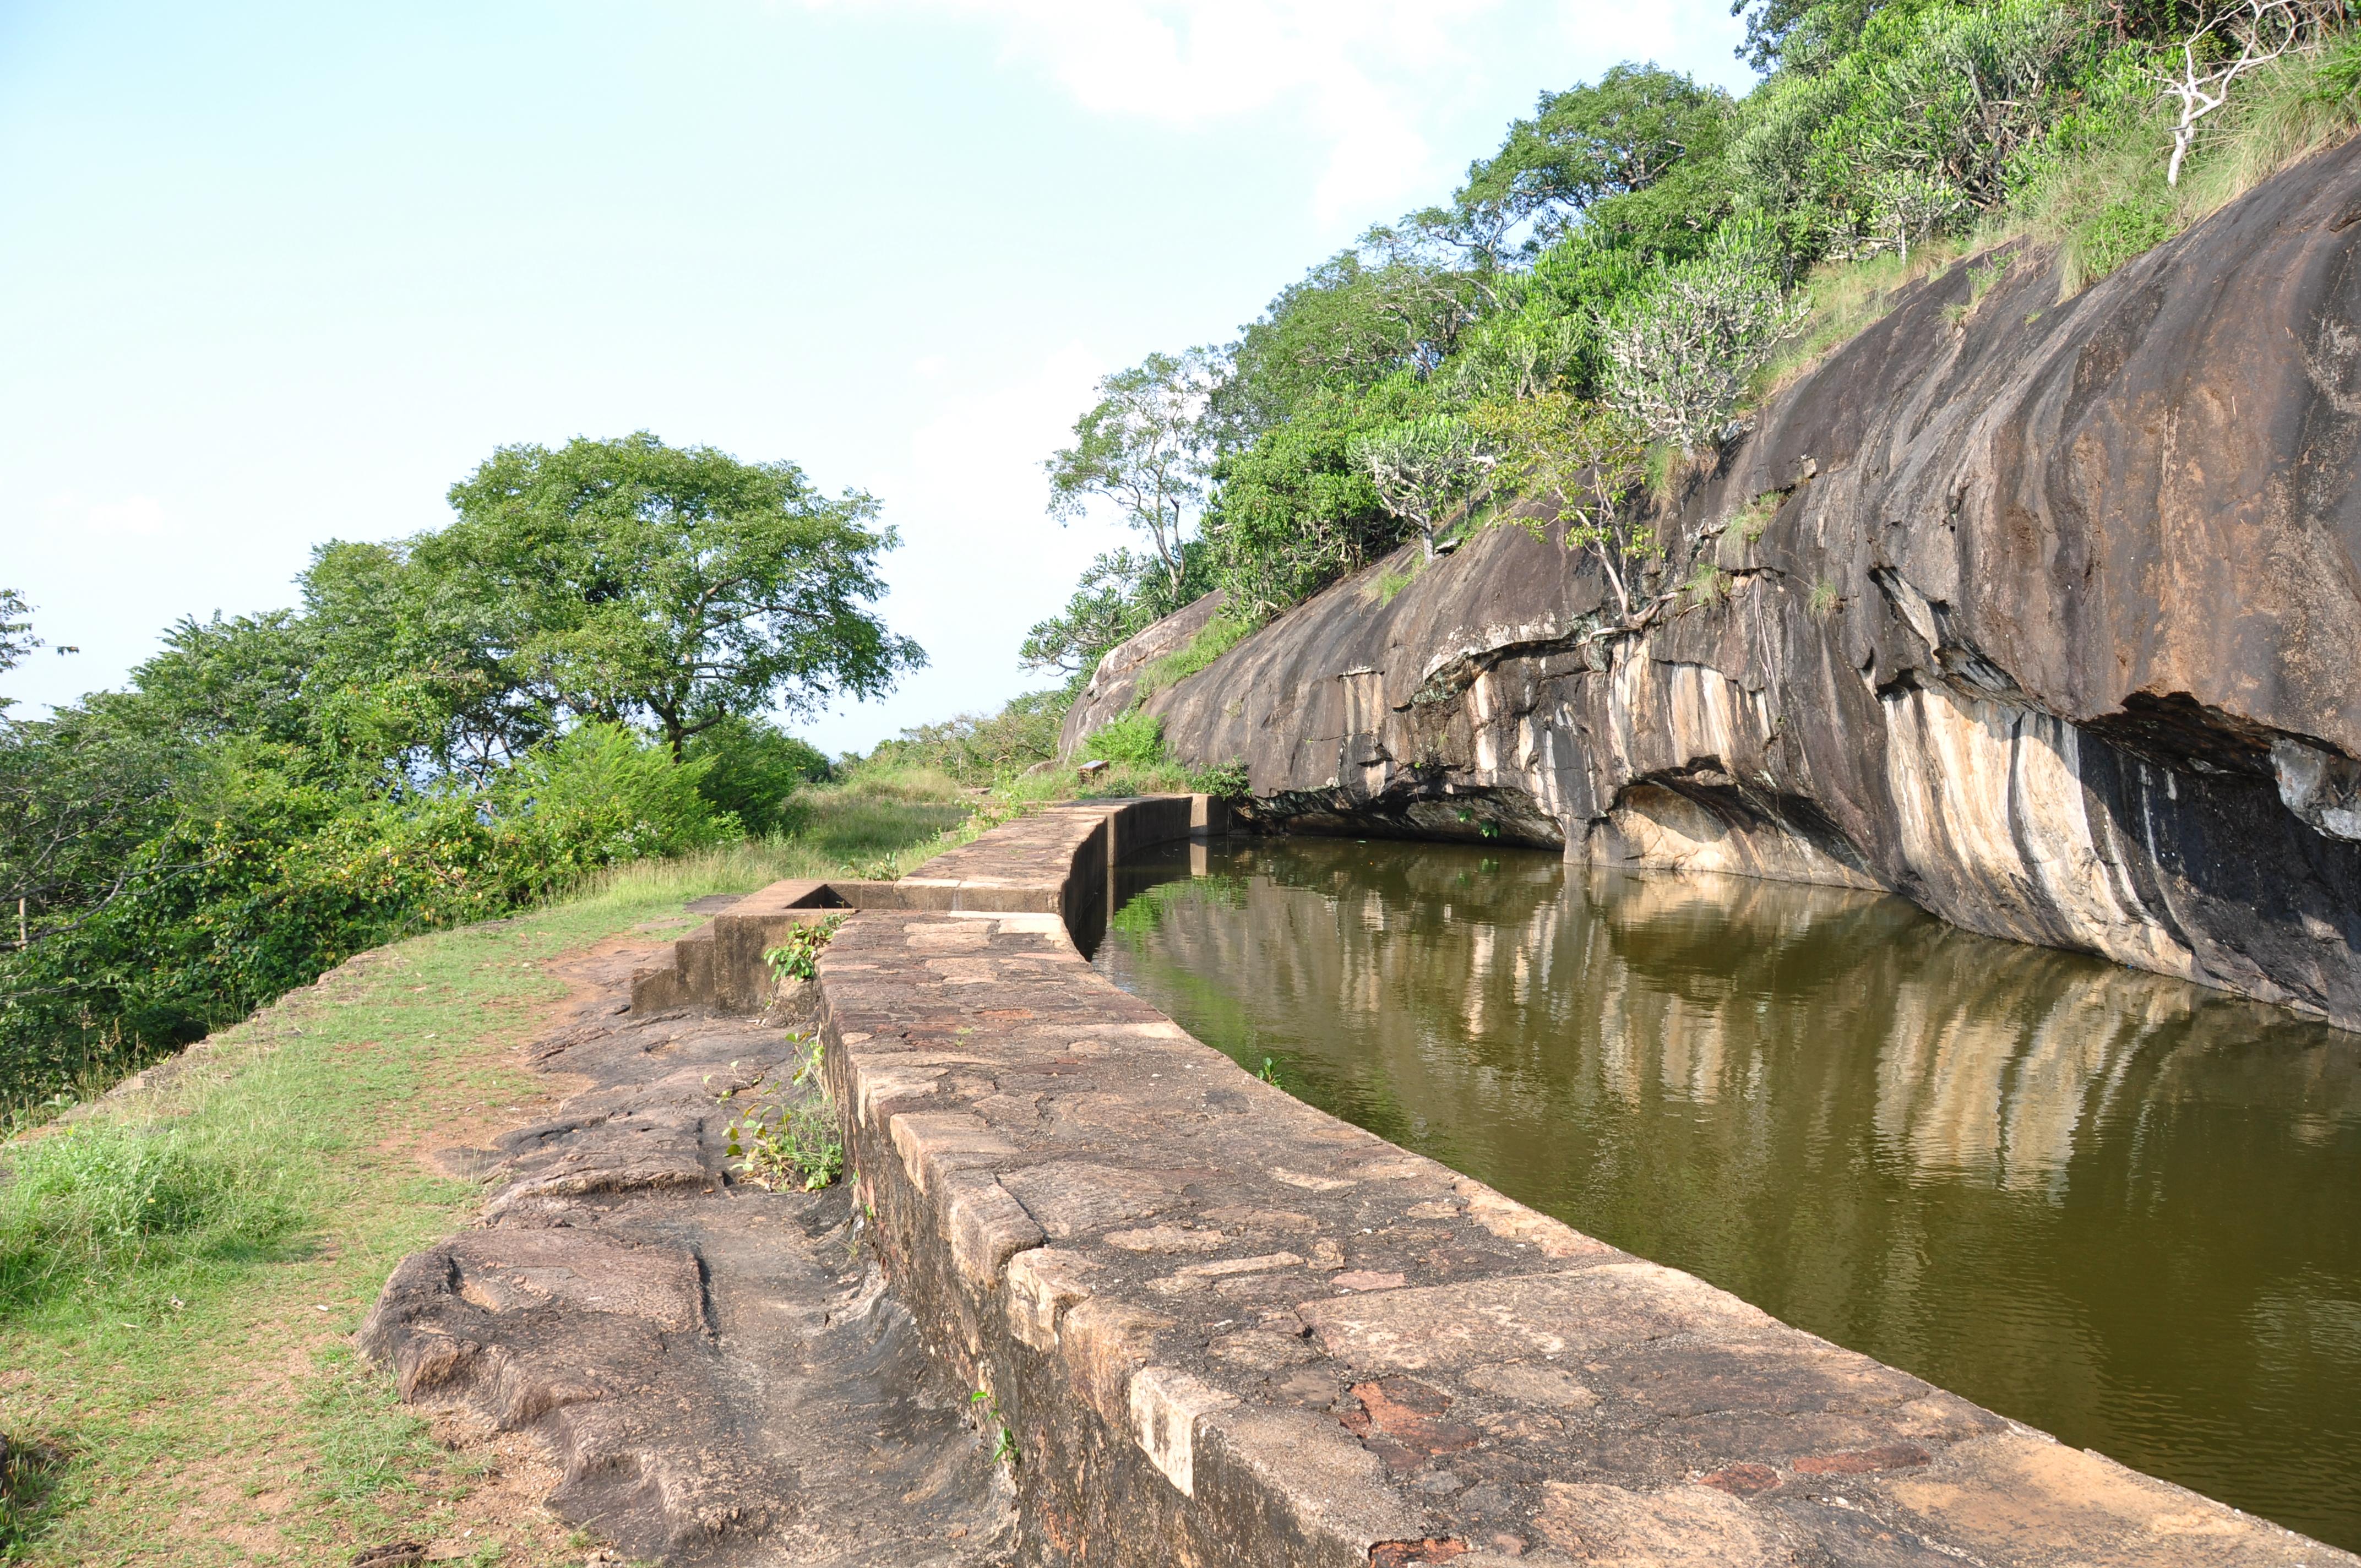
0, 433, 905, 1106
410, 432, 923, 758
1209, 237, 1492, 448
0, 589, 36, 679
1457, 65, 1737, 251
1046, 353, 1216, 596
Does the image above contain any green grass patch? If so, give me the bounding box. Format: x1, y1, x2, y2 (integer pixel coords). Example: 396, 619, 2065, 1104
0, 785, 961, 1565
1370, 565, 1418, 606
1130, 614, 1255, 702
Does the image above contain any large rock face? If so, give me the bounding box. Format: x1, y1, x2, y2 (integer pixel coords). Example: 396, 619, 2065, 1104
1105, 138, 2361, 1030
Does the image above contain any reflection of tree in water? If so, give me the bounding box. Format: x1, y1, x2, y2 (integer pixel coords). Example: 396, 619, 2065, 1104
1094, 837, 2361, 1551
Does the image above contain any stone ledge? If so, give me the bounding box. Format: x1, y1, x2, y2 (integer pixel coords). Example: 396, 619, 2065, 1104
627, 796, 1224, 1014
809, 796, 2353, 1567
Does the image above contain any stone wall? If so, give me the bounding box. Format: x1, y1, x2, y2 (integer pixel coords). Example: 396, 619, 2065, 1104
805, 798, 2351, 1566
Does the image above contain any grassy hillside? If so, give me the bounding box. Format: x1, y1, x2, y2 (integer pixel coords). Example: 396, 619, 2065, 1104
0, 780, 966, 1565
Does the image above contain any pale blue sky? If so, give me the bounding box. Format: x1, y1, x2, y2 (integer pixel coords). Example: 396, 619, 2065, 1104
1, 1, 1751, 752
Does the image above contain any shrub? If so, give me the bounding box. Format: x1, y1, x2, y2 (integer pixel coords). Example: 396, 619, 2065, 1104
855, 692, 1070, 785
1351, 415, 1496, 559
1204, 380, 1427, 618
683, 716, 833, 837
1082, 711, 1166, 766
1602, 222, 1810, 450
498, 722, 740, 864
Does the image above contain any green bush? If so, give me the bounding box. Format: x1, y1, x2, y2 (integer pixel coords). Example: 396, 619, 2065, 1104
0, 725, 744, 1108
499, 722, 739, 861
683, 716, 833, 837
1081, 711, 1166, 766
854, 691, 1069, 785
1204, 379, 1428, 617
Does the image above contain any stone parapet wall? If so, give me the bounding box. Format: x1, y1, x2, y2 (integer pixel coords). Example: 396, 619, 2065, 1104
626, 796, 1224, 1015
808, 798, 2352, 1566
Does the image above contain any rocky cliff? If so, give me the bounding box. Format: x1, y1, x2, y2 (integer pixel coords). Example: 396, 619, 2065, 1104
1065, 138, 2361, 1030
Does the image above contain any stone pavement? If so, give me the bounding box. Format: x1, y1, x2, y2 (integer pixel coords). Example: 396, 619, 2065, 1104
361, 939, 1016, 1566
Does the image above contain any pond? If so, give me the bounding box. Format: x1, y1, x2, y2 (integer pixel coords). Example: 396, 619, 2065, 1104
1089, 835, 2361, 1552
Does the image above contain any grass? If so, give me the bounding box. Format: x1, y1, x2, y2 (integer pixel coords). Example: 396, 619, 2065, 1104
1746, 34, 2361, 411
1130, 613, 1255, 703
1750, 241, 1965, 404
0, 786, 963, 1565
1727, 490, 1780, 545
1682, 560, 1732, 608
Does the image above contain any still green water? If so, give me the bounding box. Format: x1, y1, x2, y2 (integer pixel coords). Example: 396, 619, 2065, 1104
1089, 836, 2361, 1551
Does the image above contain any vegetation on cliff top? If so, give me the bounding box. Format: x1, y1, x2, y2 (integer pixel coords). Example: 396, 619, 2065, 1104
1026, 0, 2361, 678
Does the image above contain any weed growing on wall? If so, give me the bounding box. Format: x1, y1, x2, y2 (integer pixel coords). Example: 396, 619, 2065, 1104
969, 1389, 1021, 1467
717, 1035, 844, 1192
1081, 711, 1166, 766
763, 916, 847, 983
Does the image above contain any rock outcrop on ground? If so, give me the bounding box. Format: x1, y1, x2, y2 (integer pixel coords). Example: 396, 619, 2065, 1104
359, 932, 1015, 1566
1072, 138, 2361, 1029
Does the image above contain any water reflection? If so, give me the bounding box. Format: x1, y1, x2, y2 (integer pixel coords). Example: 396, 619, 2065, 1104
1093, 836, 2361, 1551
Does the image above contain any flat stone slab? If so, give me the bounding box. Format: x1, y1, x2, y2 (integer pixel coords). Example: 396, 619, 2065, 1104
362, 942, 1015, 1566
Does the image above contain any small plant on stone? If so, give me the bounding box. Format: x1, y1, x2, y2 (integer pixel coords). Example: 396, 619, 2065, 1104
719, 1036, 843, 1191
1257, 1057, 1283, 1088
1189, 761, 1248, 799
763, 916, 846, 982
1727, 490, 1780, 545
1683, 561, 1732, 608
1808, 578, 1843, 622
790, 1031, 827, 1089
970, 1389, 1021, 1467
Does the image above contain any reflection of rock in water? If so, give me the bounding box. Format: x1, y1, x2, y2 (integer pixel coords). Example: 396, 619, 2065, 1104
1174, 842, 2357, 1189
1096, 837, 2361, 1547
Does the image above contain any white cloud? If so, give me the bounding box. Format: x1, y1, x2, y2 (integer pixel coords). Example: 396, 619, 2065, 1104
893, 339, 1105, 529
798, 0, 1509, 220
791, 340, 1132, 750
39, 493, 178, 540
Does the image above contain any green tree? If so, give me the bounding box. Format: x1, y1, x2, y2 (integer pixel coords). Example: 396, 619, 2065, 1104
1352, 414, 1496, 559
0, 590, 36, 693
1046, 352, 1216, 597
300, 537, 534, 777
1457, 65, 1737, 250
1210, 244, 1490, 447
1601, 222, 1810, 450
1021, 549, 1163, 679
1468, 395, 1657, 617
1204, 379, 1427, 617
416, 432, 922, 758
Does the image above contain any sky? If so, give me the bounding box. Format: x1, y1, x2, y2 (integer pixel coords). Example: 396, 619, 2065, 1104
0, 0, 1755, 754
